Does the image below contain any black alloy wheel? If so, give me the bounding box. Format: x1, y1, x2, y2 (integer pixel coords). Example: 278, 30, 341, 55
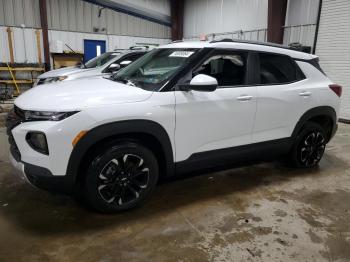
84, 141, 159, 212
290, 122, 327, 168
298, 131, 326, 167
97, 154, 150, 205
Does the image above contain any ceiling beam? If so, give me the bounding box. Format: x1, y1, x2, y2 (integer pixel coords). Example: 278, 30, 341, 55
83, 0, 171, 26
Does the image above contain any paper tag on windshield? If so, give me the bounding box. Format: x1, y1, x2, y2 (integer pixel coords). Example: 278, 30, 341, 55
169, 51, 194, 58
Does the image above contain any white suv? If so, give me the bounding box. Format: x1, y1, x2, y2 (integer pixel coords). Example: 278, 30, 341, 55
7, 40, 341, 212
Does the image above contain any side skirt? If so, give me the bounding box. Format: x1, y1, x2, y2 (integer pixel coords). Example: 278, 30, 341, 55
175, 138, 293, 175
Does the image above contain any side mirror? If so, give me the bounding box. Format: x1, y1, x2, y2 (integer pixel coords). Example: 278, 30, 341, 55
120, 60, 132, 68
180, 74, 218, 92
108, 63, 121, 73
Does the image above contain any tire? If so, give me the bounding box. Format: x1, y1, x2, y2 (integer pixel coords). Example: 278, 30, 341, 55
83, 141, 159, 213
289, 122, 327, 168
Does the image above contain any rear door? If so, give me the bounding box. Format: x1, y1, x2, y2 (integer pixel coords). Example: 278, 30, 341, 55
174, 50, 257, 162
252, 52, 311, 143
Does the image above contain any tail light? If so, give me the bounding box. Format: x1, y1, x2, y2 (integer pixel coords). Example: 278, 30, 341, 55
329, 84, 342, 97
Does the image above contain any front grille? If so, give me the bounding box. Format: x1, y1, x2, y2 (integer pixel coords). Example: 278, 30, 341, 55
6, 106, 25, 161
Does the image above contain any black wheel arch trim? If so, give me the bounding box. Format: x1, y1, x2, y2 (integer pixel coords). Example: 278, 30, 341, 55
66, 119, 175, 185
292, 106, 337, 141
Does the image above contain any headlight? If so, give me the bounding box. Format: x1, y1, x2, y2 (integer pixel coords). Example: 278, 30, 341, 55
24, 111, 79, 121
33, 79, 40, 86
44, 76, 68, 84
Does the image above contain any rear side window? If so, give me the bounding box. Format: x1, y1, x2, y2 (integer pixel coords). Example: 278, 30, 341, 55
259, 53, 305, 85
309, 58, 326, 75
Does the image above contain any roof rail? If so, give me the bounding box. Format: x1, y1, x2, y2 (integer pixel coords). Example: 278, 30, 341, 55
210, 38, 291, 50
129, 45, 149, 50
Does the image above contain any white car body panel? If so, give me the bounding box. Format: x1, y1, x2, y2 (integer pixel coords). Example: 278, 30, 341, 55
38, 66, 94, 78
175, 86, 257, 161
12, 91, 176, 176
39, 66, 110, 82
37, 56, 119, 82
15, 77, 153, 111
253, 79, 312, 142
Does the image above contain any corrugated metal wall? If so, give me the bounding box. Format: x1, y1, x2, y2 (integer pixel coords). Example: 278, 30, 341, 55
0, 0, 171, 37
0, 26, 44, 63
0, 26, 169, 63
111, 0, 170, 16
283, 0, 319, 48
316, 0, 350, 119
185, 29, 267, 42
285, 0, 319, 25
0, 0, 41, 28
183, 0, 268, 39
45, 0, 170, 38
0, 0, 171, 64
48, 29, 169, 53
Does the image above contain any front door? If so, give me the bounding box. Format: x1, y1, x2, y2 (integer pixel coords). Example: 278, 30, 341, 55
84, 39, 106, 62
175, 50, 257, 162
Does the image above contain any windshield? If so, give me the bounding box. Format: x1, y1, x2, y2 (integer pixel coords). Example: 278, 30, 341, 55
83, 52, 121, 68
112, 48, 200, 91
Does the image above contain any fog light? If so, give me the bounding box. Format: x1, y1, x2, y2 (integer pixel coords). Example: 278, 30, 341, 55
26, 132, 49, 155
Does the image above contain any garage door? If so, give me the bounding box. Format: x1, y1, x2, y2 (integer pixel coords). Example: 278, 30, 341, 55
316, 0, 350, 120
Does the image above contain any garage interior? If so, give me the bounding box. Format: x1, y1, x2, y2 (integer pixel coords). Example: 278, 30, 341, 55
0, 0, 350, 261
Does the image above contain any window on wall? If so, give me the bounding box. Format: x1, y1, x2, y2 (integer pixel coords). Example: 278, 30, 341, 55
194, 52, 247, 87
259, 53, 305, 85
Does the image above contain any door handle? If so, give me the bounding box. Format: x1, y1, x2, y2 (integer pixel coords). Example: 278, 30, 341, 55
237, 95, 253, 101
299, 91, 311, 97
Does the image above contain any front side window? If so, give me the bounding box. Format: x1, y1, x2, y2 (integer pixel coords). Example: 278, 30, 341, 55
194, 52, 247, 87
259, 53, 305, 85
84, 52, 121, 68
107, 53, 145, 70
123, 53, 144, 63
112, 48, 199, 91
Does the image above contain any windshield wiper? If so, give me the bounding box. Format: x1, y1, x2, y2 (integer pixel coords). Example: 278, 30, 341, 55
112, 76, 138, 87
113, 75, 127, 84
126, 79, 136, 86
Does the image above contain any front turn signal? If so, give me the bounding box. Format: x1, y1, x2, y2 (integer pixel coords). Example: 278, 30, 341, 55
72, 131, 87, 147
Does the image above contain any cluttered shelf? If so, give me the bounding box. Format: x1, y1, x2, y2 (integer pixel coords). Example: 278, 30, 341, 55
0, 79, 34, 84
0, 67, 45, 72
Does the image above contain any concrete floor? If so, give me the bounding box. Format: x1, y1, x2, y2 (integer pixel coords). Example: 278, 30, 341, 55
0, 124, 349, 262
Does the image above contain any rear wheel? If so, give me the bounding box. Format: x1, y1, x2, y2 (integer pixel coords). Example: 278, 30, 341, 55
83, 141, 159, 212
289, 122, 327, 168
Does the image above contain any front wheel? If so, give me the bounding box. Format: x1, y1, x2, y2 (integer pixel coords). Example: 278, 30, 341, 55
289, 122, 327, 168
83, 141, 159, 213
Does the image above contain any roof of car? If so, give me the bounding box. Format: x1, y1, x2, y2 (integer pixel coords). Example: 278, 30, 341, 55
159, 40, 317, 60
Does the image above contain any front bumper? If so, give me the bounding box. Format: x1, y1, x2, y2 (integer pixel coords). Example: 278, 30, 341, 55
9, 151, 76, 194
9, 151, 28, 182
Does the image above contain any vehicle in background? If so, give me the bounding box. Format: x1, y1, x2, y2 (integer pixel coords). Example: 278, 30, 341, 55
34, 47, 148, 86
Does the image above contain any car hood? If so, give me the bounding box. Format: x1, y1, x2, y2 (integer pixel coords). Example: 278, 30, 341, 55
15, 77, 153, 111
38, 67, 96, 78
